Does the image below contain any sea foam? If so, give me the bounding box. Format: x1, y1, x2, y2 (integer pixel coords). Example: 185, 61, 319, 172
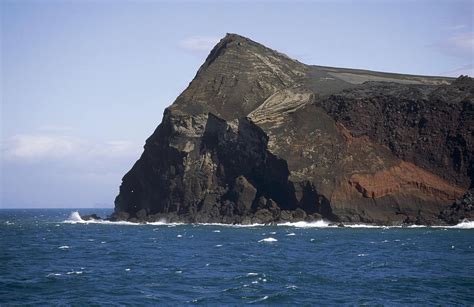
258, 237, 278, 242
277, 220, 331, 228
64, 211, 474, 229
64, 211, 140, 226
438, 220, 474, 229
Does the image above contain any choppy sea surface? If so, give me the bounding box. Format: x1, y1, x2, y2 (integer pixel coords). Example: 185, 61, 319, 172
1, 209, 473, 305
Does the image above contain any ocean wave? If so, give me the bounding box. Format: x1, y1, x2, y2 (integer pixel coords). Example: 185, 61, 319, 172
449, 220, 474, 229
63, 211, 143, 226
249, 295, 269, 303
258, 237, 278, 242
147, 220, 184, 226
63, 211, 473, 229
277, 220, 331, 228
278, 221, 474, 229
433, 220, 474, 229
194, 222, 265, 228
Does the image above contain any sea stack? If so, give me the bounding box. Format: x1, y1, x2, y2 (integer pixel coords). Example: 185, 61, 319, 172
112, 33, 473, 225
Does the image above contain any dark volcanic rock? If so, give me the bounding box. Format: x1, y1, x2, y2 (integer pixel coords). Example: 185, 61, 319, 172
439, 188, 474, 224
81, 214, 101, 221
319, 78, 474, 188
229, 175, 257, 215
113, 34, 473, 225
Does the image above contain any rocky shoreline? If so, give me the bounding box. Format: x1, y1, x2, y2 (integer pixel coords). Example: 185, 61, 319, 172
84, 188, 473, 227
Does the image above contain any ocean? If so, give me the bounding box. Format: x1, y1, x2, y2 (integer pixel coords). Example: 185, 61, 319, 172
1, 209, 473, 305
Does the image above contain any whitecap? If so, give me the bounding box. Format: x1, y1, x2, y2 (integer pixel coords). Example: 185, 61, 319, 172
357, 253, 368, 257
148, 221, 183, 226
269, 231, 276, 234
63, 211, 138, 225
215, 244, 223, 247
146, 218, 169, 225
277, 220, 330, 228
448, 220, 474, 229
58, 245, 69, 249
249, 296, 268, 303
258, 237, 277, 243
177, 234, 182, 238
64, 211, 83, 223
125, 268, 131, 271
344, 224, 388, 228
286, 232, 296, 236
278, 221, 424, 228
212, 230, 221, 233
5, 221, 14, 225
63, 211, 474, 229
286, 284, 298, 289
195, 222, 264, 228
247, 272, 258, 276
46, 273, 62, 277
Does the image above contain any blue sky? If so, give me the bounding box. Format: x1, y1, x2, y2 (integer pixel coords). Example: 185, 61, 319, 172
1, 0, 473, 208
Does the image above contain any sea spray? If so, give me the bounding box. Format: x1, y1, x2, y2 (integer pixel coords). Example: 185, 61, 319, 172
63, 211, 474, 229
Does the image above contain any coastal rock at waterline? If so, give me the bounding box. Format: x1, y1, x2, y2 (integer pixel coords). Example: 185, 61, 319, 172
80, 214, 102, 221
439, 188, 474, 224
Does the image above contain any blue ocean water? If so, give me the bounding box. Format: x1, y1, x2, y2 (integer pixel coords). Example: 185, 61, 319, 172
1, 209, 473, 305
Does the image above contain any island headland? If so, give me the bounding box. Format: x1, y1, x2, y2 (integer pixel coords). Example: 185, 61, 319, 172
87, 34, 473, 226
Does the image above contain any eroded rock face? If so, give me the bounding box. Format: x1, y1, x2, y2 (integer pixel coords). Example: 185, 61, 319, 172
113, 34, 473, 225
439, 188, 474, 224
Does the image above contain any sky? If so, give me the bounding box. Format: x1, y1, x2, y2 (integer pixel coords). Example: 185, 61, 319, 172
1, 0, 473, 208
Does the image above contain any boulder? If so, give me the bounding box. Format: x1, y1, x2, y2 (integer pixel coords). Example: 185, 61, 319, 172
81, 214, 101, 221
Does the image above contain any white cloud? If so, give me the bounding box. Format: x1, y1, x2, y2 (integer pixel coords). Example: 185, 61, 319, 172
178, 36, 221, 54
448, 32, 473, 53
2, 134, 141, 162
434, 32, 474, 59
87, 140, 142, 158
37, 125, 73, 132
2, 134, 79, 160
447, 24, 467, 31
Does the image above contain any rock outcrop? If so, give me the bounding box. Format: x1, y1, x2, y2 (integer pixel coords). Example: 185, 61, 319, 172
112, 34, 473, 225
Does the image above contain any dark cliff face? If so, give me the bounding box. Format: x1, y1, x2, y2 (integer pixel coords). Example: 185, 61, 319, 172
113, 33, 473, 225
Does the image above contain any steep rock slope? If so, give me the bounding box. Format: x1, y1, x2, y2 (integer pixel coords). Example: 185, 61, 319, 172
113, 34, 472, 225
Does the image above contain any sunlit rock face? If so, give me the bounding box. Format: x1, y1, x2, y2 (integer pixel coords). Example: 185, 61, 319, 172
114, 34, 473, 225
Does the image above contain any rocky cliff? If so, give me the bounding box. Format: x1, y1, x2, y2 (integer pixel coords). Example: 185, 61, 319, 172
112, 34, 473, 225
